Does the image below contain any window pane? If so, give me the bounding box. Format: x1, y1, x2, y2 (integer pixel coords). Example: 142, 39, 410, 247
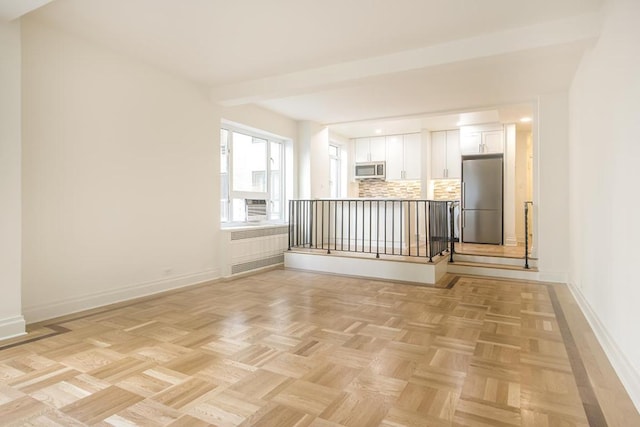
329, 144, 338, 157
220, 173, 229, 222
220, 129, 229, 173
330, 157, 338, 198
270, 171, 281, 219
231, 198, 246, 222
220, 129, 229, 222
270, 141, 282, 220
271, 141, 281, 171
232, 132, 267, 193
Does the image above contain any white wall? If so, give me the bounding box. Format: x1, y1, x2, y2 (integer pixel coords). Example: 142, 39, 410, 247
297, 121, 329, 199
311, 127, 330, 198
221, 104, 297, 141
514, 127, 530, 243
21, 20, 220, 322
569, 0, 640, 408
503, 124, 517, 246
329, 130, 349, 198
536, 92, 570, 282
0, 20, 26, 339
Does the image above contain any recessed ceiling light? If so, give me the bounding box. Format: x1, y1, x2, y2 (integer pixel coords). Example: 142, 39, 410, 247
520, 117, 532, 123
374, 129, 382, 134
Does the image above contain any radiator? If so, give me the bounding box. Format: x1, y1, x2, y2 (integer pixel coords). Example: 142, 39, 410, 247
229, 226, 288, 275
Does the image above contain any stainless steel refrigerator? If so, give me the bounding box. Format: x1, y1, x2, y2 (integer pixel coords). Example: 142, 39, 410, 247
461, 154, 503, 244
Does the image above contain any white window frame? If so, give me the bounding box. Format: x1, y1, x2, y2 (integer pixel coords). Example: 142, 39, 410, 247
221, 122, 287, 225
329, 143, 341, 198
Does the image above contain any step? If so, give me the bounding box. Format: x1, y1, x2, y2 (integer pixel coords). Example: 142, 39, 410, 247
285, 250, 449, 285
447, 260, 540, 281
450, 253, 537, 268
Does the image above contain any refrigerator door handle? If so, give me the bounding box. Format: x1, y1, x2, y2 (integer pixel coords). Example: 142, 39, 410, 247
462, 211, 465, 228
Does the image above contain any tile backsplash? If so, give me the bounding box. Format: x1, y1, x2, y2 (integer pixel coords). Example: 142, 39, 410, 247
432, 179, 461, 200
358, 179, 421, 199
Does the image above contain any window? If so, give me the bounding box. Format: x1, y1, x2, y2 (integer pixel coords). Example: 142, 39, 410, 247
220, 124, 287, 224
329, 143, 341, 198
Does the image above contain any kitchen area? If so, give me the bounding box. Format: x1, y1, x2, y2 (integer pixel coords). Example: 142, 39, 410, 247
331, 105, 534, 255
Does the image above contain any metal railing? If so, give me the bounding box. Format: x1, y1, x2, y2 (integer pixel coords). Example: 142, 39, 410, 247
449, 201, 459, 263
524, 201, 533, 269
288, 199, 451, 262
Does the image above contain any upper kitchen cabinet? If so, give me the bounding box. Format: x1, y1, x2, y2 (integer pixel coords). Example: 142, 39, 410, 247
354, 136, 386, 162
386, 133, 421, 180
431, 130, 461, 179
460, 125, 504, 155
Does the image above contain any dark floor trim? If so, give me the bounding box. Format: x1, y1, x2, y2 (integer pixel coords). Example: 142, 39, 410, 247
0, 325, 70, 351
547, 285, 608, 427
445, 275, 461, 289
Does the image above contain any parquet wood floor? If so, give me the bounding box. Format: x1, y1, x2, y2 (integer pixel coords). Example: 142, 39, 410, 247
0, 269, 637, 426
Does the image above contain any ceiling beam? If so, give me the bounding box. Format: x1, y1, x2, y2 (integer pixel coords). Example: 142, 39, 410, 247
211, 11, 601, 107
0, 0, 54, 22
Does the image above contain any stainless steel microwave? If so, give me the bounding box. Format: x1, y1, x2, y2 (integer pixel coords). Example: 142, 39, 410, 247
355, 161, 386, 179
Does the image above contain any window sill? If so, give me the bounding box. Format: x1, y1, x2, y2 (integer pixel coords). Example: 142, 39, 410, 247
220, 222, 287, 232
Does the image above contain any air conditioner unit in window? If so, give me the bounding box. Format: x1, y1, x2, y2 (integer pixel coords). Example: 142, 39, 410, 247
245, 199, 267, 223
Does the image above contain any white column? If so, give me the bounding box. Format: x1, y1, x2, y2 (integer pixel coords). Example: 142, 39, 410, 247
503, 124, 517, 246
0, 20, 26, 339
297, 121, 329, 199
536, 92, 570, 282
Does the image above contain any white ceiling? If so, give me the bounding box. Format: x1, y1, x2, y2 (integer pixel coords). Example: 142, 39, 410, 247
328, 104, 534, 138
24, 0, 604, 136
0, 0, 53, 22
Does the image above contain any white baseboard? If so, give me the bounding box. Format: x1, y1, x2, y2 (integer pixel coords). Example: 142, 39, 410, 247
23, 269, 221, 324
0, 315, 26, 340
537, 271, 568, 283
568, 282, 640, 412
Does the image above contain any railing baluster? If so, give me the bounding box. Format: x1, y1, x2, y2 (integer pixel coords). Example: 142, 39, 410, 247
355, 201, 358, 252
321, 201, 325, 251
424, 201, 428, 258
449, 201, 456, 263
369, 200, 372, 254
362, 200, 365, 252
384, 201, 388, 255
298, 200, 300, 248
428, 201, 433, 262
340, 200, 344, 251
376, 201, 380, 258
392, 201, 396, 255
335, 201, 338, 252
524, 201, 532, 269
416, 201, 420, 257
400, 201, 403, 255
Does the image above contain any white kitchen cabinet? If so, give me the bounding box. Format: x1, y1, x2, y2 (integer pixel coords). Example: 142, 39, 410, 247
385, 133, 421, 180
482, 130, 503, 153
403, 133, 421, 179
385, 135, 403, 180
354, 137, 386, 162
460, 127, 504, 155
355, 138, 369, 162
370, 137, 386, 161
431, 130, 460, 179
